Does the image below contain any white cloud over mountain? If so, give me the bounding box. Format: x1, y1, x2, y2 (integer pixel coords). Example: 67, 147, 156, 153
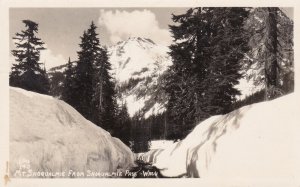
98, 9, 172, 46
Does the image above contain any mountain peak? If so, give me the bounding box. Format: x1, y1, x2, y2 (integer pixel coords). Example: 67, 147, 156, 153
111, 37, 159, 56
126, 37, 156, 45
108, 36, 172, 118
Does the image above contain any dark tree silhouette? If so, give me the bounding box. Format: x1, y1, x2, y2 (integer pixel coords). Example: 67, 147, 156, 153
10, 20, 49, 94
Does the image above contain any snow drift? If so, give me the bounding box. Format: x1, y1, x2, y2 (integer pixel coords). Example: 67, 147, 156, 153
9, 87, 135, 178
138, 93, 300, 179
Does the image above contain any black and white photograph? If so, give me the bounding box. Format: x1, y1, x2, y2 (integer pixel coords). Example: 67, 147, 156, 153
0, 0, 299, 186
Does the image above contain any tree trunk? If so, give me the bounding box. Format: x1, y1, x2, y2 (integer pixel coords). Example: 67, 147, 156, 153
265, 8, 279, 100
164, 112, 167, 139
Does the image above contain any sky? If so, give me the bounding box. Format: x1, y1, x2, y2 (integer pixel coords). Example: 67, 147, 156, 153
9, 7, 293, 70
9, 8, 188, 69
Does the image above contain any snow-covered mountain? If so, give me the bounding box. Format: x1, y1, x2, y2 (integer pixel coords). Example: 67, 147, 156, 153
109, 37, 171, 83
108, 37, 172, 118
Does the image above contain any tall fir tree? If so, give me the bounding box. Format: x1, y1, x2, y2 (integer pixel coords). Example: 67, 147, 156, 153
72, 21, 117, 132
92, 46, 117, 132
165, 8, 249, 138
10, 20, 50, 94
72, 25, 96, 120
243, 8, 294, 100
113, 102, 131, 146
204, 8, 249, 113
61, 57, 75, 105
265, 8, 279, 92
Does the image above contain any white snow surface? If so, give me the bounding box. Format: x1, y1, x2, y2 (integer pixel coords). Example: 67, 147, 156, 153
9, 87, 135, 178
138, 93, 300, 179
149, 140, 174, 150
235, 77, 264, 100
109, 37, 171, 83
108, 37, 172, 117
235, 62, 265, 100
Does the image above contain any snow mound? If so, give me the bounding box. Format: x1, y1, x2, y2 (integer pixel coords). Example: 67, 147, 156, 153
9, 87, 135, 178
139, 93, 300, 179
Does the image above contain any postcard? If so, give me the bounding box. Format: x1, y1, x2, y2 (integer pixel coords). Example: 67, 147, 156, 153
0, 0, 299, 186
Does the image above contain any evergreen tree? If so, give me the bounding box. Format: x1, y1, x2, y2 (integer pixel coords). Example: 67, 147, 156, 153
205, 8, 249, 113
243, 8, 294, 100
72, 24, 97, 120
114, 102, 131, 146
131, 114, 151, 152
61, 57, 75, 104
10, 20, 49, 94
92, 47, 117, 131
49, 71, 64, 97
72, 21, 117, 132
165, 8, 249, 138
266, 8, 279, 94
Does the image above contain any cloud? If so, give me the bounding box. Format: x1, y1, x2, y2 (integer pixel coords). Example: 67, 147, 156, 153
40, 46, 67, 70
98, 9, 172, 45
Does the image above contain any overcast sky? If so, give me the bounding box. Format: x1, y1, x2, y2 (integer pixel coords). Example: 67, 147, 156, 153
9, 8, 293, 70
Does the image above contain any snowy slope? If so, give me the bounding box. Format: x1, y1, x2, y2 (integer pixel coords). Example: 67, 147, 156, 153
138, 93, 299, 179
109, 37, 170, 83
9, 87, 135, 178
108, 37, 172, 117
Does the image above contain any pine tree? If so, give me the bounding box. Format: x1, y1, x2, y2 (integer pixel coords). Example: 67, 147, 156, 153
92, 47, 117, 131
165, 8, 249, 138
205, 8, 249, 113
114, 102, 131, 146
61, 57, 75, 104
243, 8, 294, 100
72, 21, 117, 132
10, 20, 49, 94
266, 8, 279, 91
72, 26, 96, 119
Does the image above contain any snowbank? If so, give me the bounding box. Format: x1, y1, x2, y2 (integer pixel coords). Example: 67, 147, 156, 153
139, 93, 300, 179
9, 87, 135, 178
149, 140, 174, 150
